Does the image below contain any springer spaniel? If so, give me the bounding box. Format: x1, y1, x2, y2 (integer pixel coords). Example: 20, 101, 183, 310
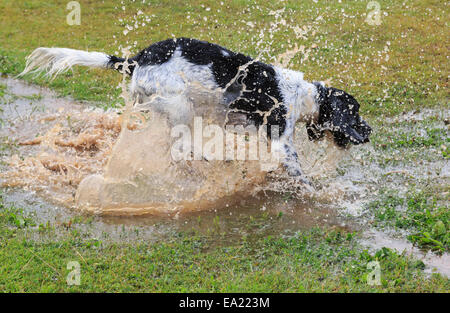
20, 37, 372, 185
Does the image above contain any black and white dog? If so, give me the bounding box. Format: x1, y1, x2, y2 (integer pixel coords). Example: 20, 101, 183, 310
20, 37, 371, 185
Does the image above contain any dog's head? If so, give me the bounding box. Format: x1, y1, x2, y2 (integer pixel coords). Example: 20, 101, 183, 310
306, 83, 372, 148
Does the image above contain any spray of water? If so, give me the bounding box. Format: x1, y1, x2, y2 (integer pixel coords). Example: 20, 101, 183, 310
1, 5, 349, 215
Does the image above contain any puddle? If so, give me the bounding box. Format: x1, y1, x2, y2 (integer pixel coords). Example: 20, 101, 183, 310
2, 188, 351, 248
0, 69, 448, 277
362, 230, 450, 278
0, 75, 348, 212
0, 0, 447, 283
0, 76, 353, 233
0, 76, 121, 204
0, 76, 356, 247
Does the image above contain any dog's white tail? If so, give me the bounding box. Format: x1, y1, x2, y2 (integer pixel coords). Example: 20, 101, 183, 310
19, 47, 111, 78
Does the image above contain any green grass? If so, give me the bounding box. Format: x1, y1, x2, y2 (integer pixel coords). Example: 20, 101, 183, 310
0, 197, 448, 292
367, 190, 449, 253
0, 0, 449, 293
0, 0, 449, 115
0, 84, 6, 98
373, 126, 449, 151
370, 122, 450, 160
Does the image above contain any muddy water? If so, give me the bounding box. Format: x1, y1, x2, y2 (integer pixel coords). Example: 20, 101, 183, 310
1, 77, 449, 278
0, 77, 121, 204
0, 76, 348, 219
0, 76, 355, 250
2, 188, 350, 247
0, 76, 345, 213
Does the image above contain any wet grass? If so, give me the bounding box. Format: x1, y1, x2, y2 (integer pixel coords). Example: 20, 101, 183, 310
0, 0, 449, 116
0, 0, 449, 292
324, 101, 449, 261
356, 112, 448, 254
369, 120, 450, 163
367, 190, 449, 253
0, 84, 6, 98
373, 125, 449, 155
1, 196, 448, 292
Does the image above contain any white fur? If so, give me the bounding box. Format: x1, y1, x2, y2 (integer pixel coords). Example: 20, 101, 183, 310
274, 67, 318, 125
19, 47, 109, 78
126, 49, 319, 179
131, 49, 220, 124
272, 67, 319, 182
19, 44, 319, 184
131, 49, 218, 98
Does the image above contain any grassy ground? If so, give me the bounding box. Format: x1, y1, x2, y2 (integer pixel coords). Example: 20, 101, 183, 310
0, 0, 448, 114
366, 190, 449, 253
0, 0, 449, 292
1, 197, 448, 292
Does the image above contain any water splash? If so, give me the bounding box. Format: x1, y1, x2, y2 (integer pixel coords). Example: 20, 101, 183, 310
1, 6, 349, 214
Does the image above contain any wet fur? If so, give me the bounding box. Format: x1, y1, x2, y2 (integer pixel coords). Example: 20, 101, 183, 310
20, 37, 372, 185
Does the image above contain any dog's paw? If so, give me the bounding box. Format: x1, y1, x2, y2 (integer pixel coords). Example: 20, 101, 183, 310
294, 175, 314, 190
282, 162, 314, 190
294, 175, 312, 185
286, 169, 314, 191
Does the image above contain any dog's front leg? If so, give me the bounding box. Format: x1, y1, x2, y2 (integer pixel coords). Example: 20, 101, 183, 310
275, 137, 313, 187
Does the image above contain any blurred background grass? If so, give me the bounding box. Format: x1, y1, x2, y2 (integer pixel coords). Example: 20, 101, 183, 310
0, 0, 448, 113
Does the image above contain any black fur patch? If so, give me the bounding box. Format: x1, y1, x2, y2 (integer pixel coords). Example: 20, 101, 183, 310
308, 82, 371, 147
107, 55, 137, 74
121, 38, 287, 136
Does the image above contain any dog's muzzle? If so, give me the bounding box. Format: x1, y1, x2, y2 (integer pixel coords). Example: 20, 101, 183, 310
351, 119, 372, 144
